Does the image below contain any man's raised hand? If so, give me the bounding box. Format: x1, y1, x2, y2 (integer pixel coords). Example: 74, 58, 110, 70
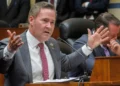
7, 30, 24, 52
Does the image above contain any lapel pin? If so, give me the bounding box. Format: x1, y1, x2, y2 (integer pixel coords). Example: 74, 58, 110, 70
50, 43, 54, 49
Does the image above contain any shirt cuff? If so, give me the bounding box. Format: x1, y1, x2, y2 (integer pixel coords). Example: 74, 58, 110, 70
84, 2, 90, 8
3, 46, 16, 60
82, 44, 92, 56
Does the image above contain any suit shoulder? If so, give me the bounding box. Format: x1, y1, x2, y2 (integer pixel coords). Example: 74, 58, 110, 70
0, 38, 9, 45
76, 34, 88, 41
49, 37, 57, 43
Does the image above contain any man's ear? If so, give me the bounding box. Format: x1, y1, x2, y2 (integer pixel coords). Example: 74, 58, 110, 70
29, 16, 34, 26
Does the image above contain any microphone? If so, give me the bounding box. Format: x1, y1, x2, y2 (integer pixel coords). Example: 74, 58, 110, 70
58, 37, 90, 82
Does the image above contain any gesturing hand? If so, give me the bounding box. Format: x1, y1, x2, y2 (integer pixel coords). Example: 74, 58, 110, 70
87, 26, 109, 50
7, 30, 24, 52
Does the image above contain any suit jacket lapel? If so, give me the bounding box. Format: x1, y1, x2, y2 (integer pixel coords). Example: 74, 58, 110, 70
45, 40, 60, 79
19, 31, 33, 82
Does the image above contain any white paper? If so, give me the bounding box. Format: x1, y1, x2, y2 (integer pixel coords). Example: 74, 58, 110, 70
34, 78, 76, 83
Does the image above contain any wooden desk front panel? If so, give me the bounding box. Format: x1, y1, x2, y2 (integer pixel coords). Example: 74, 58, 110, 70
0, 28, 59, 40
25, 81, 120, 86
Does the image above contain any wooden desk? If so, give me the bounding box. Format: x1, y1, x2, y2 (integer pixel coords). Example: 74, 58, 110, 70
25, 81, 120, 86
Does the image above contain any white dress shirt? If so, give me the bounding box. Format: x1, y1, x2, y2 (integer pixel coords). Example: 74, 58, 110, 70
26, 30, 54, 82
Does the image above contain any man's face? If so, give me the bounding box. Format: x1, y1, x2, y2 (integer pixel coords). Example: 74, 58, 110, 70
29, 8, 56, 42
104, 23, 120, 44
109, 23, 120, 40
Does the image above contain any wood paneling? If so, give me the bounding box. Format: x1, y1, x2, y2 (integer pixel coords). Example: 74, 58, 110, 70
0, 27, 59, 40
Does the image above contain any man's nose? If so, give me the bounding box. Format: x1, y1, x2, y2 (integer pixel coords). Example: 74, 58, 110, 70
46, 22, 52, 28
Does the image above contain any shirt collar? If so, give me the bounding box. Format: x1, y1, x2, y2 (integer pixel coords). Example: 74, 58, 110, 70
26, 30, 43, 48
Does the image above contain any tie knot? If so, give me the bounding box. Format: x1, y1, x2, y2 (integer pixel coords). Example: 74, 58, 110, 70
38, 43, 44, 49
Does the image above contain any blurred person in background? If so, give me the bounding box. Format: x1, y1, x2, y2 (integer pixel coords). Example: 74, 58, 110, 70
0, 0, 30, 28
74, 0, 109, 20
69, 12, 120, 77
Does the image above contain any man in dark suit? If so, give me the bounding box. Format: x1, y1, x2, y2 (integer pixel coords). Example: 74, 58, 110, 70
69, 12, 120, 77
56, 0, 75, 26
74, 0, 109, 20
0, 2, 109, 86
0, 0, 30, 27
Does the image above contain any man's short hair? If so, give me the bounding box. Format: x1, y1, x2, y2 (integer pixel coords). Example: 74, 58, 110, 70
95, 12, 120, 29
28, 1, 56, 20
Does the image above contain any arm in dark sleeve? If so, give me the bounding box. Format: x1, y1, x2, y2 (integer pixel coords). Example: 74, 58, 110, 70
60, 35, 91, 72
61, 47, 87, 72
74, 0, 88, 14
87, 0, 110, 11
72, 34, 95, 75
51, 37, 88, 72
9, 0, 30, 27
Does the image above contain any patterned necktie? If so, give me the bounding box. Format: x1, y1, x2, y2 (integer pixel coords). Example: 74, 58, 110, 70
50, 0, 54, 4
101, 45, 110, 56
38, 43, 49, 80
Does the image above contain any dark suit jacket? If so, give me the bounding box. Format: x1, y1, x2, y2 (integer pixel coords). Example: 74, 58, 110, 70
74, 0, 109, 18
0, 0, 30, 27
56, 0, 75, 26
0, 30, 87, 86
69, 34, 117, 77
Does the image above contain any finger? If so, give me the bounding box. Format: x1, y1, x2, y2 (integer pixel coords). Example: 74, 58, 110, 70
7, 30, 12, 37
9, 31, 16, 41
107, 44, 111, 49
14, 42, 24, 50
96, 25, 104, 33
101, 31, 109, 39
14, 37, 22, 46
110, 39, 116, 45
101, 37, 109, 43
17, 42, 24, 47
110, 40, 119, 48
10, 42, 24, 51
99, 27, 109, 36
111, 36, 117, 40
87, 28, 92, 37
11, 35, 21, 44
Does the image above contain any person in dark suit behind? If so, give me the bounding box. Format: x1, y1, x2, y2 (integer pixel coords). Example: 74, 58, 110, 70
0, 0, 30, 28
68, 12, 120, 77
56, 0, 75, 26
0, 2, 109, 86
75, 0, 109, 20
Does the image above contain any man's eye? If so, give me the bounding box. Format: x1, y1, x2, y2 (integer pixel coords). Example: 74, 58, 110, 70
51, 22, 54, 24
43, 19, 48, 22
